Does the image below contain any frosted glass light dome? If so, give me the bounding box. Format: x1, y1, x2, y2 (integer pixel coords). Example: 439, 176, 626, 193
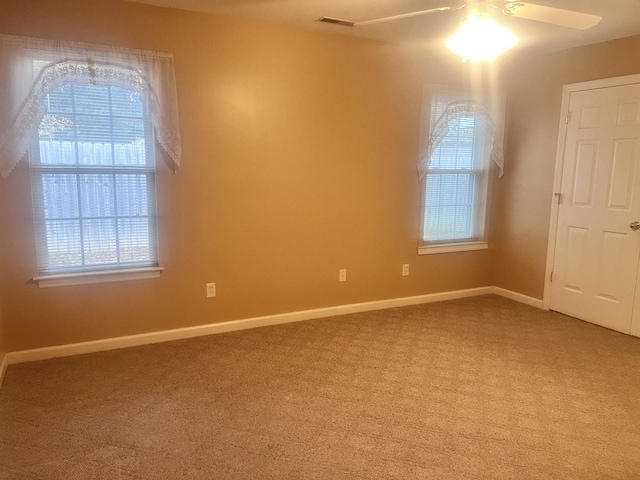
447, 14, 517, 61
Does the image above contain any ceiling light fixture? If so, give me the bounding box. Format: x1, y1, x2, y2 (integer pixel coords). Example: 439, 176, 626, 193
446, 13, 517, 62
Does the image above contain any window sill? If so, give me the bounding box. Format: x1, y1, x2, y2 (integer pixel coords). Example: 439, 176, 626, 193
418, 241, 488, 255
33, 267, 164, 288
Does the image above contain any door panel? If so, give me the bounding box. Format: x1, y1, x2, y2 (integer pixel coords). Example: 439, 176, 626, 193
551, 83, 640, 335
563, 226, 588, 293
607, 140, 637, 208
596, 230, 627, 302
571, 141, 598, 205
617, 99, 640, 126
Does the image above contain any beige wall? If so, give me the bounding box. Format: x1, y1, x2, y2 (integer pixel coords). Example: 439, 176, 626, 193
0, 161, 6, 359
491, 35, 640, 299
0, 295, 5, 360
0, 0, 497, 352
7, 0, 636, 353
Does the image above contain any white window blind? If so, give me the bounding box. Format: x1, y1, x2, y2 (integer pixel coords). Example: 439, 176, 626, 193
30, 79, 158, 275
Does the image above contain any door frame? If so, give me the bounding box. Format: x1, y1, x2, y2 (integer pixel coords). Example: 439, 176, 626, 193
543, 74, 640, 311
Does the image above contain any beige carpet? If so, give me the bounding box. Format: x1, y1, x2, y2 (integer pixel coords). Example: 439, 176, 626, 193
1, 295, 640, 479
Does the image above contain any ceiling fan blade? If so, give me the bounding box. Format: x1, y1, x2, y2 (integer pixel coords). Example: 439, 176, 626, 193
501, 2, 601, 30
318, 4, 464, 28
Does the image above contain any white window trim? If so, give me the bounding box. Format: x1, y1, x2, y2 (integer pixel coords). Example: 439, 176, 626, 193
418, 241, 488, 255
33, 267, 164, 288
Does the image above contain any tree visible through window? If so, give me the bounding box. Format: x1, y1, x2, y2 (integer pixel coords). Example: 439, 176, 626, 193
30, 79, 158, 274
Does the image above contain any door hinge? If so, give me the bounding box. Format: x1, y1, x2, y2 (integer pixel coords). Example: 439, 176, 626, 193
550, 271, 554, 282
565, 111, 571, 124
554, 192, 562, 204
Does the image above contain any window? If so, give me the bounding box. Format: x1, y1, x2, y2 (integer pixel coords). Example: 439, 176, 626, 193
418, 87, 505, 255
30, 79, 159, 281
424, 113, 487, 244
0, 35, 182, 287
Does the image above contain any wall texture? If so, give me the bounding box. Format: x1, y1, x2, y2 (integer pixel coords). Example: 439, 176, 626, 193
491, 35, 640, 299
0, 0, 499, 352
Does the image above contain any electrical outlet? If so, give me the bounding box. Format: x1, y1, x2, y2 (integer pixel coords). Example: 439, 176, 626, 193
339, 269, 347, 282
402, 264, 409, 276
206, 282, 216, 298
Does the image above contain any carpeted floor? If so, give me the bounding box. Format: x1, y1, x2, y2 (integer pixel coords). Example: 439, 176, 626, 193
1, 295, 640, 479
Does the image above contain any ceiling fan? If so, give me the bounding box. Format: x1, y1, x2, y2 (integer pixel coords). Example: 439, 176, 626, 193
317, 0, 602, 31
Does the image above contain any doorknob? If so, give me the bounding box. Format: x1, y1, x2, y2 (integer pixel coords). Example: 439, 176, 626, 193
631, 221, 640, 231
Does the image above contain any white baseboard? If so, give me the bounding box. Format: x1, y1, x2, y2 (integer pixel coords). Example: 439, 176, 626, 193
4, 286, 544, 369
493, 287, 545, 309
0, 353, 7, 389
5, 286, 493, 366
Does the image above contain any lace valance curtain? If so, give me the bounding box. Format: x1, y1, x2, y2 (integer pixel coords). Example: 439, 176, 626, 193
418, 100, 504, 180
0, 34, 181, 179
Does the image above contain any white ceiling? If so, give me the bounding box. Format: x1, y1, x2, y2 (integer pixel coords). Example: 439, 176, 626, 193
124, 0, 640, 56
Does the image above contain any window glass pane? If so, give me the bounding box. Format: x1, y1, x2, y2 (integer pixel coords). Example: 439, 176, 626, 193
111, 88, 144, 117
113, 140, 147, 166
73, 84, 110, 115
440, 174, 458, 205
82, 218, 118, 265
38, 138, 76, 165
38, 114, 75, 146
42, 173, 79, 218
113, 117, 148, 166
112, 117, 145, 144
44, 85, 74, 114
118, 218, 152, 263
116, 174, 150, 217
78, 141, 113, 166
79, 174, 115, 218
454, 206, 472, 236
456, 174, 473, 204
42, 219, 82, 268
75, 114, 111, 145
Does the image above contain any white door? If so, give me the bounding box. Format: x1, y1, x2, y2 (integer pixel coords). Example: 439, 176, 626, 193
550, 82, 640, 334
